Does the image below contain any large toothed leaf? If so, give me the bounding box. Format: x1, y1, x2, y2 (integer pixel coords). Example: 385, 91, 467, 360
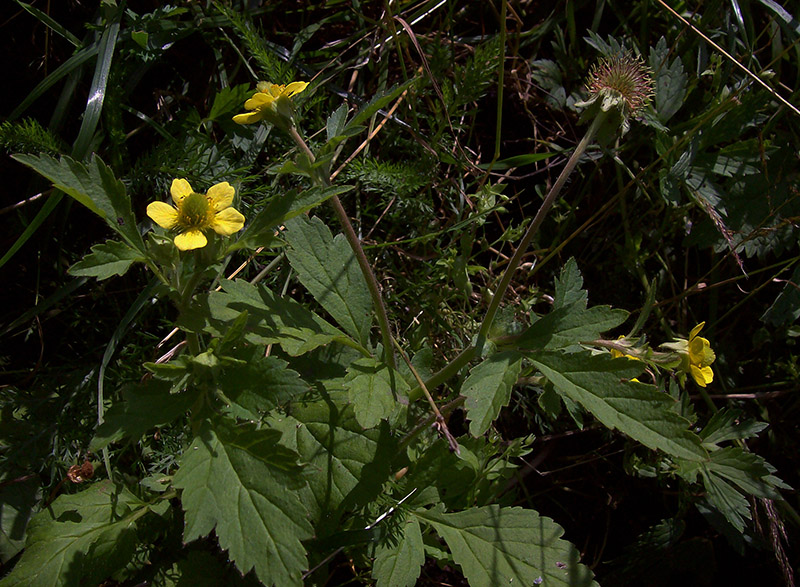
173, 420, 312, 587
529, 350, 708, 461
373, 516, 424, 587
0, 481, 150, 587
12, 153, 144, 252
185, 278, 350, 356
461, 351, 524, 436
649, 37, 687, 123
285, 215, 372, 347
415, 505, 597, 587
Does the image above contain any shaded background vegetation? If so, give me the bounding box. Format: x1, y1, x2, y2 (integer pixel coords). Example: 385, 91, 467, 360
2, 0, 799, 584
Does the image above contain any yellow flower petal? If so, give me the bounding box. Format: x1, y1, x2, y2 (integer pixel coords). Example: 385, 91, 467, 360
171, 179, 193, 204
146, 201, 179, 229
211, 207, 245, 236
284, 81, 309, 96
690, 364, 714, 387
244, 93, 273, 110
207, 182, 235, 211
174, 230, 208, 251
689, 322, 705, 341
232, 111, 264, 125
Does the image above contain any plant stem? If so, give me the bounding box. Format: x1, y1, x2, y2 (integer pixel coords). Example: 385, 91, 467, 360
287, 125, 396, 369
475, 109, 609, 349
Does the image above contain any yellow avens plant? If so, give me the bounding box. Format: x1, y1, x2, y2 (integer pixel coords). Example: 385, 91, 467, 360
146, 179, 245, 251
233, 81, 309, 125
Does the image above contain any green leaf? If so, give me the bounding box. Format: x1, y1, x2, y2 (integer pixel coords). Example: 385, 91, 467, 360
761, 264, 800, 326
12, 153, 145, 252
345, 358, 407, 429
326, 103, 348, 142
174, 420, 312, 587
516, 259, 627, 350
0, 474, 40, 564
0, 481, 149, 587
477, 152, 557, 170
68, 240, 144, 280
373, 517, 424, 587
649, 37, 687, 123
462, 351, 524, 436
90, 379, 197, 451
529, 351, 708, 461
207, 84, 253, 121
272, 396, 395, 526
218, 351, 310, 416
700, 408, 769, 447
285, 216, 373, 347
705, 447, 787, 499
191, 279, 351, 356
231, 185, 351, 251
416, 505, 596, 587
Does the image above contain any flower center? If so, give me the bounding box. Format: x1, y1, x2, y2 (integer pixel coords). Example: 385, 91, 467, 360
177, 193, 213, 231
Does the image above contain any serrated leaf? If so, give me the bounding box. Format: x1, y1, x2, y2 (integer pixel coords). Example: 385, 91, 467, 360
271, 397, 395, 526
649, 37, 687, 123
416, 505, 596, 587
231, 185, 351, 251
529, 351, 708, 461
90, 379, 197, 451
373, 516, 424, 587
189, 279, 351, 356
699, 468, 751, 533
518, 305, 628, 351
345, 358, 406, 429
12, 153, 144, 251
553, 258, 588, 310
174, 420, 312, 587
218, 351, 309, 416
285, 216, 372, 346
68, 240, 144, 280
326, 103, 348, 142
462, 351, 524, 436
700, 408, 768, 447
0, 481, 147, 587
705, 447, 787, 499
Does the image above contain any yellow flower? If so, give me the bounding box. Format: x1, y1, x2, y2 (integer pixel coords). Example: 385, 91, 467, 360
146, 179, 245, 251
686, 322, 716, 387
232, 81, 309, 125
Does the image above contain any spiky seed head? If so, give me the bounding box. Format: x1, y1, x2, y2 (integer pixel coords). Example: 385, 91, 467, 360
585, 52, 655, 115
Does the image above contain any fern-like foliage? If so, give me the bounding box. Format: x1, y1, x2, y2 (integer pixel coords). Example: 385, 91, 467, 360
0, 119, 64, 156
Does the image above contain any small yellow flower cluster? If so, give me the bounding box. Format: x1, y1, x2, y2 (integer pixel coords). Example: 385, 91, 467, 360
683, 322, 716, 387
147, 179, 245, 251
233, 81, 309, 125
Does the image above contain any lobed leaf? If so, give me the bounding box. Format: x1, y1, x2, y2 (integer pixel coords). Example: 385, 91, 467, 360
68, 240, 144, 280
174, 420, 312, 587
529, 351, 708, 461
416, 504, 597, 587
345, 358, 407, 429
462, 351, 524, 436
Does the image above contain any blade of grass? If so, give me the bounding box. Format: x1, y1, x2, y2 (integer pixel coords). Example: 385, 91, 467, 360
14, 0, 81, 47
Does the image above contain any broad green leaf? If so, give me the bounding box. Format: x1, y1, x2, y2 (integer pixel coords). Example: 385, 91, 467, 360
517, 305, 628, 351
649, 37, 687, 123
462, 351, 524, 436
68, 240, 144, 280
207, 84, 252, 121
0, 474, 40, 564
90, 379, 197, 451
373, 517, 424, 587
416, 505, 596, 587
699, 468, 751, 533
285, 216, 373, 347
174, 421, 312, 587
345, 358, 407, 429
0, 481, 149, 587
705, 447, 788, 499
190, 279, 351, 356
326, 103, 348, 142
529, 351, 708, 461
271, 397, 395, 527
218, 351, 310, 416
231, 185, 352, 251
12, 153, 145, 251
